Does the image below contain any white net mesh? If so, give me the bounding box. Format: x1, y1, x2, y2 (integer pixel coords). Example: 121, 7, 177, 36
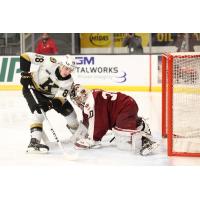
172, 54, 200, 153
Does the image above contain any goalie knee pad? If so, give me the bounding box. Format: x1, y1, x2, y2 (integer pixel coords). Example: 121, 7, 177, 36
114, 128, 142, 154
69, 122, 88, 143
65, 111, 79, 132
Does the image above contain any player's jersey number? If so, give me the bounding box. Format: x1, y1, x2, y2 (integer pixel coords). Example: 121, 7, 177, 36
102, 91, 117, 101
35, 56, 44, 63
62, 89, 68, 97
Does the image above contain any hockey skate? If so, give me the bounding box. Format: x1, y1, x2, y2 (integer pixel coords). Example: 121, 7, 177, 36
137, 118, 159, 155
26, 138, 49, 153
137, 117, 152, 136
140, 137, 159, 156
75, 138, 101, 150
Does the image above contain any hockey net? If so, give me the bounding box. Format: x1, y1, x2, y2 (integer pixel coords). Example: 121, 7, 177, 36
162, 52, 200, 156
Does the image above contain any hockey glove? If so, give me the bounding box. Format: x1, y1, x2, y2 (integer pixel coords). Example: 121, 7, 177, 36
33, 101, 52, 114
20, 72, 32, 88
51, 98, 63, 113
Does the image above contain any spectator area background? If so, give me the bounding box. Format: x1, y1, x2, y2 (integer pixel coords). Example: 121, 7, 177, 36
1, 33, 200, 56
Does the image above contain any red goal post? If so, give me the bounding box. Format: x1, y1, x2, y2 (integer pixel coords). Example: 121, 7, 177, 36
162, 52, 200, 156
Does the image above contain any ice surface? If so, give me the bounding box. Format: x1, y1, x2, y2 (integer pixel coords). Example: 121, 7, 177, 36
1, 91, 200, 166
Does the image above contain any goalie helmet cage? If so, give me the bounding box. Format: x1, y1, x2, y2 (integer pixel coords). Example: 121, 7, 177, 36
162, 52, 200, 157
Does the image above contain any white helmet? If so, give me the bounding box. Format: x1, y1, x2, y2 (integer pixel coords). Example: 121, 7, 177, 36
59, 54, 76, 71
70, 84, 89, 109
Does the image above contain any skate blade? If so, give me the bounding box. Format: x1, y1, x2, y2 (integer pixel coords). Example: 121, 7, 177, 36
26, 147, 49, 154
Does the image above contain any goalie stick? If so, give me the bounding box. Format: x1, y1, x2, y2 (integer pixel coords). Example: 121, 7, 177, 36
28, 85, 78, 160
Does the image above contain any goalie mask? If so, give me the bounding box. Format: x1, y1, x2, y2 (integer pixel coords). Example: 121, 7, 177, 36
70, 84, 89, 109
58, 54, 76, 71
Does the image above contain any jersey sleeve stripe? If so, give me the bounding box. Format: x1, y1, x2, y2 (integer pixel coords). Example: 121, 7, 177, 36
21, 53, 31, 62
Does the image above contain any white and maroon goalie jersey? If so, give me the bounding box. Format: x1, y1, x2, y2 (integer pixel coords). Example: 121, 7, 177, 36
82, 89, 139, 141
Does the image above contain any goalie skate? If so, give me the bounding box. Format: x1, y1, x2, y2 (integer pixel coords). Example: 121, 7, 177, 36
140, 137, 159, 156
26, 138, 49, 153
75, 138, 101, 150
137, 117, 152, 137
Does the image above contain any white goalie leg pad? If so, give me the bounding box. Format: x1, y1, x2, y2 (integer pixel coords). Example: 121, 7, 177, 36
75, 138, 101, 150
64, 110, 79, 133
131, 132, 143, 154
70, 121, 88, 143
114, 128, 142, 154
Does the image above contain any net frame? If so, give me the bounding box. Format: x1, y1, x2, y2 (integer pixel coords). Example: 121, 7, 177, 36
162, 52, 200, 156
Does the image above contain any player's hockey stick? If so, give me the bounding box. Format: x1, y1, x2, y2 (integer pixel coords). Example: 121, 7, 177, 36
41, 130, 51, 145
28, 85, 77, 160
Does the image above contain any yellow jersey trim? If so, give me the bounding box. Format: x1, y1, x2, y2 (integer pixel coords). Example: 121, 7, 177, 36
21, 53, 31, 62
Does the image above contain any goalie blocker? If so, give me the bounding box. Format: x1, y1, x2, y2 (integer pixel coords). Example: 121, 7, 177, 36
70, 84, 159, 155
